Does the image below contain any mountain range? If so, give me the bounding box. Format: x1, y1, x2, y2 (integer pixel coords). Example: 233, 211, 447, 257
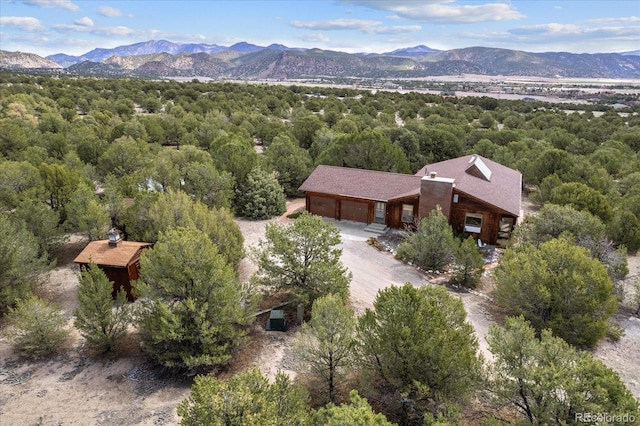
1, 40, 639, 79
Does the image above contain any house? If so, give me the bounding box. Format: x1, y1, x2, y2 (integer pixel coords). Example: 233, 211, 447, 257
73, 229, 152, 301
298, 155, 522, 245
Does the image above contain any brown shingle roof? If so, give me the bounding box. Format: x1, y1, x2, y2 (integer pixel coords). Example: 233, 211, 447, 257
74, 240, 152, 268
415, 155, 522, 216
300, 155, 522, 217
298, 165, 422, 201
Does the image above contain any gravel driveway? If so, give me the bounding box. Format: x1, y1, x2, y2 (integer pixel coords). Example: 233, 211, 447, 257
331, 220, 494, 358
236, 210, 639, 398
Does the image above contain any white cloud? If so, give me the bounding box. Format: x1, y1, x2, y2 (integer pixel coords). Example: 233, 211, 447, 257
290, 19, 382, 31
507, 22, 640, 42
587, 16, 640, 24
74, 16, 94, 27
95, 26, 135, 36
456, 21, 640, 53
509, 23, 581, 36
296, 33, 330, 43
0, 16, 45, 31
290, 19, 421, 35
51, 22, 208, 43
20, 0, 79, 12
97, 6, 123, 18
367, 25, 422, 35
340, 0, 524, 23
52, 23, 135, 36
146, 29, 207, 42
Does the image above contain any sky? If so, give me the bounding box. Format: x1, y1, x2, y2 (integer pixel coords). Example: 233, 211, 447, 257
1, 0, 639, 57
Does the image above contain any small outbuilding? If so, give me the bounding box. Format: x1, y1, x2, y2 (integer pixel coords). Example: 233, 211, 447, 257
266, 309, 287, 331
73, 230, 152, 301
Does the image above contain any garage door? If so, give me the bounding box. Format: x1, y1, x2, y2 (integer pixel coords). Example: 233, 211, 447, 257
309, 196, 336, 219
341, 200, 369, 223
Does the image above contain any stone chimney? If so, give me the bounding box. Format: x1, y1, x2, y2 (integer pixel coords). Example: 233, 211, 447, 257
108, 228, 122, 247
418, 173, 455, 221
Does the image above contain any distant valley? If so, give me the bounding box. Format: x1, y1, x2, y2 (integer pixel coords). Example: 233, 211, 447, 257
1, 40, 639, 80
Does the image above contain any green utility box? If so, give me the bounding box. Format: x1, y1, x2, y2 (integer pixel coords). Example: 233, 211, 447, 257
266, 309, 287, 331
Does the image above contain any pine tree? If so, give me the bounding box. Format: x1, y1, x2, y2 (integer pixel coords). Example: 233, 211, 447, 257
65, 183, 110, 241
178, 368, 310, 425
356, 284, 482, 422
494, 236, 617, 347
312, 390, 393, 426
236, 167, 286, 220
251, 212, 351, 305
487, 316, 639, 424
293, 294, 356, 403
396, 206, 458, 271
450, 236, 484, 289
74, 261, 130, 355
136, 227, 253, 372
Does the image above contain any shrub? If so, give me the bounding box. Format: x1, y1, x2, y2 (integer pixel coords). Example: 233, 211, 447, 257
6, 294, 69, 358
396, 206, 457, 271
74, 261, 131, 356
449, 236, 484, 289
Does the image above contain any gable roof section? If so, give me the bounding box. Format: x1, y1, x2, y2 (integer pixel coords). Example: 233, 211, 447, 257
416, 155, 521, 216
74, 240, 152, 268
299, 165, 422, 202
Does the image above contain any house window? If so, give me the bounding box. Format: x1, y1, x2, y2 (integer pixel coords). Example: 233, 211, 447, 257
464, 213, 483, 233
401, 204, 414, 223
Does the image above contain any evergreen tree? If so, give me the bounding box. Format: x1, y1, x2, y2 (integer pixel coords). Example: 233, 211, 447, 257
312, 390, 394, 426
123, 189, 244, 269
6, 294, 69, 358
137, 227, 252, 372
252, 212, 351, 305
14, 198, 62, 257
263, 134, 312, 196
0, 214, 49, 311
317, 129, 411, 173
487, 316, 639, 424
396, 206, 457, 271
178, 368, 311, 425
65, 183, 110, 241
74, 261, 130, 355
356, 284, 482, 423
293, 294, 356, 403
450, 236, 484, 289
549, 181, 613, 223
39, 162, 87, 218
0, 160, 43, 209
236, 167, 286, 220
494, 236, 617, 347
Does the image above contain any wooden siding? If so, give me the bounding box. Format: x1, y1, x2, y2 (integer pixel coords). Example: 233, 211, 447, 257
100, 265, 137, 302
386, 196, 420, 229
305, 192, 420, 228
449, 191, 516, 245
77, 260, 142, 302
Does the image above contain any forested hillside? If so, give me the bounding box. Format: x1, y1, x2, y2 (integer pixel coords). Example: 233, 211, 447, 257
1, 73, 639, 424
